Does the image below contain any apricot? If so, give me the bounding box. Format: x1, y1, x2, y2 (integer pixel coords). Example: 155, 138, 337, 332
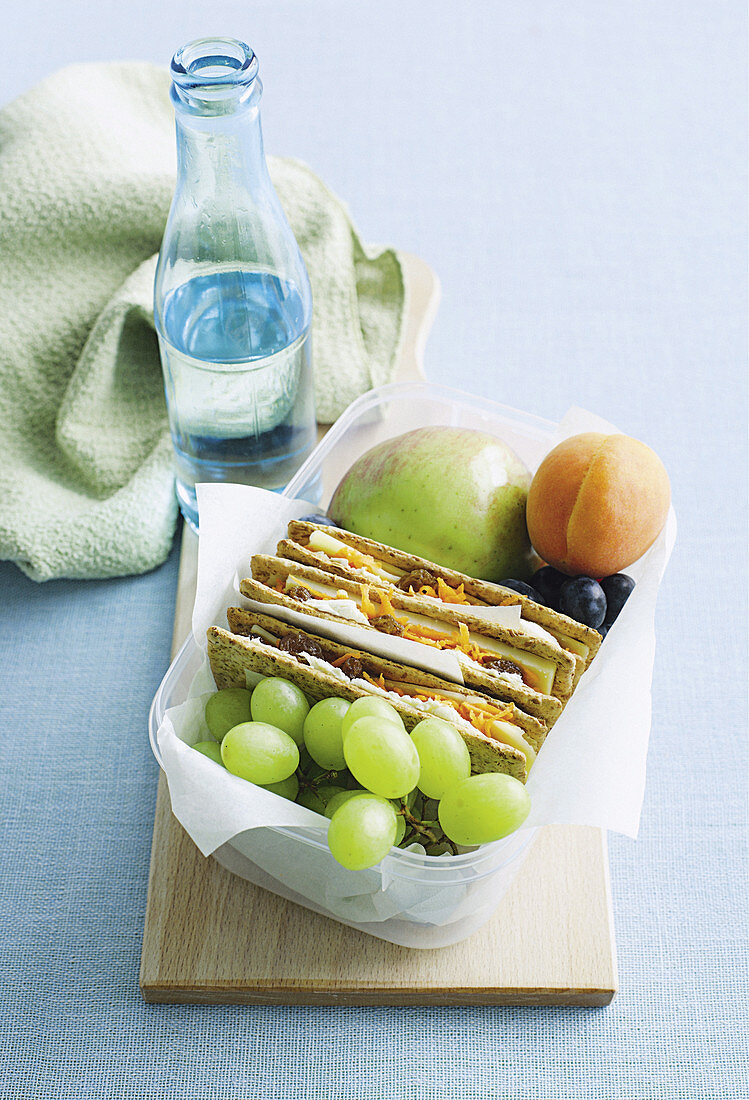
526, 432, 670, 577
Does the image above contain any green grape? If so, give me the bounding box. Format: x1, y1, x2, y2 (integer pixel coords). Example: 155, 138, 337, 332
340, 696, 403, 744
204, 688, 251, 741
343, 716, 420, 798
327, 793, 398, 869
303, 697, 350, 769
261, 774, 299, 801
438, 773, 531, 846
250, 677, 310, 746
410, 716, 471, 799
192, 740, 224, 765
324, 788, 363, 819
221, 721, 299, 785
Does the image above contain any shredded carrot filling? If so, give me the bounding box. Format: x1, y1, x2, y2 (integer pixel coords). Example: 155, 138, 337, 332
303, 534, 386, 576
368, 680, 518, 739
332, 545, 379, 571
460, 702, 517, 737
437, 577, 471, 604
359, 584, 374, 618
402, 622, 452, 643
362, 670, 387, 689
403, 632, 443, 648
375, 588, 399, 617
401, 622, 528, 682
331, 653, 356, 668
359, 585, 407, 624
405, 577, 472, 604
396, 620, 499, 666
458, 706, 498, 737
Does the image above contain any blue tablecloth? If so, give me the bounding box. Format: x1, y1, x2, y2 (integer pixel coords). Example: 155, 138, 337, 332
1, 2, 746, 1097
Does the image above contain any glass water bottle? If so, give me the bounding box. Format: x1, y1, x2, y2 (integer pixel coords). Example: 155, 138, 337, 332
154, 37, 316, 531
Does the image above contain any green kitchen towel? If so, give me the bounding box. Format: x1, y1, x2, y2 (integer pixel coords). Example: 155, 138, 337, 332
0, 63, 406, 581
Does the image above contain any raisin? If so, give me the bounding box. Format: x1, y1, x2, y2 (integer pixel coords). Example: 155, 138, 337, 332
397, 569, 439, 592
338, 655, 364, 679
278, 633, 325, 660
484, 657, 524, 679
286, 584, 311, 602
370, 614, 405, 636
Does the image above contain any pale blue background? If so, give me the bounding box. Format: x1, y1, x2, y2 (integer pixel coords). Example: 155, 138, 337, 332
1, 2, 747, 1097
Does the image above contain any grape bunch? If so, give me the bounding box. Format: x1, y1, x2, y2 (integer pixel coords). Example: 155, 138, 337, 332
195, 679, 531, 870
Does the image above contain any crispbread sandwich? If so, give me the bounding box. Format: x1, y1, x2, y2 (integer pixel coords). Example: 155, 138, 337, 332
280, 519, 602, 682
208, 609, 549, 781
239, 554, 572, 723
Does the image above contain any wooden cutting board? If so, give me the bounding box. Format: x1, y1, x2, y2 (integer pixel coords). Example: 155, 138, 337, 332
139, 253, 618, 1006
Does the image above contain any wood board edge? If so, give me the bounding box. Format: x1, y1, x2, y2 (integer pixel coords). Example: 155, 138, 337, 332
139, 983, 616, 1007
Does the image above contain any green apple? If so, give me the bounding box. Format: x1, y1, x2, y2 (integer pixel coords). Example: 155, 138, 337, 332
328, 427, 534, 581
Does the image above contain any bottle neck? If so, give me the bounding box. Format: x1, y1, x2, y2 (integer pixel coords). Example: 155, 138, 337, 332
173, 95, 270, 194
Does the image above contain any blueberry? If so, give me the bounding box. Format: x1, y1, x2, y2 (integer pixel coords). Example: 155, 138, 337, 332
558, 576, 607, 628
498, 579, 547, 605
531, 566, 567, 610
298, 513, 340, 528
600, 574, 635, 624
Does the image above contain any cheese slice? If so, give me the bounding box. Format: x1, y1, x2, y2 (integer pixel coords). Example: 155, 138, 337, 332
556, 632, 590, 661
287, 574, 348, 598
399, 611, 557, 695
490, 720, 537, 769
307, 530, 404, 583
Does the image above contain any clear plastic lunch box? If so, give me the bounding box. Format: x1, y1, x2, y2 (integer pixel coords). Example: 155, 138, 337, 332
149, 381, 561, 948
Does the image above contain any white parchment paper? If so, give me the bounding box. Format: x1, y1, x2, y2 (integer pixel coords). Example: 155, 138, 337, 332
156, 406, 676, 864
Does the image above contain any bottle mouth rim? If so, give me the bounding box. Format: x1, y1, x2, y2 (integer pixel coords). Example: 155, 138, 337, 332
171, 37, 259, 88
